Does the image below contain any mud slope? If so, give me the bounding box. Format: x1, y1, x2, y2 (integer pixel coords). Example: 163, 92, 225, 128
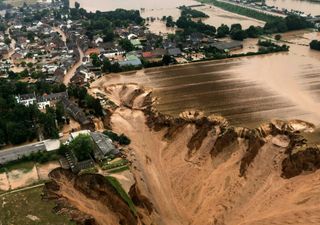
103, 84, 320, 225
43, 168, 138, 225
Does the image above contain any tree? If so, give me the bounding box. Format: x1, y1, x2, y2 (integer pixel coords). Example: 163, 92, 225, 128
166, 16, 175, 27
110, 62, 122, 73
55, 102, 65, 124
4, 37, 11, 45
85, 95, 103, 116
217, 24, 229, 38
90, 53, 102, 67
310, 40, 320, 51
118, 134, 131, 145
119, 39, 134, 52
103, 29, 115, 42
102, 58, 111, 72
39, 109, 59, 139
162, 55, 172, 65
75, 1, 80, 9
230, 23, 242, 32
245, 26, 262, 38
7, 122, 29, 145
0, 129, 5, 145
68, 134, 94, 161
275, 34, 282, 41
231, 29, 247, 41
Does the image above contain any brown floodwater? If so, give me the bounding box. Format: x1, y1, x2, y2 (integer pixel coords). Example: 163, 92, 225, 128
92, 30, 320, 127
266, 0, 320, 16
70, 0, 264, 34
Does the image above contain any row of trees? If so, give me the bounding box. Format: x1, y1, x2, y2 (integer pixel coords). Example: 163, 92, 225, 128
179, 5, 209, 18
215, 14, 312, 41
176, 15, 216, 36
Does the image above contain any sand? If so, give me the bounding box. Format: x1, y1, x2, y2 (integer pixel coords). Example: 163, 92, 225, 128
37, 161, 61, 180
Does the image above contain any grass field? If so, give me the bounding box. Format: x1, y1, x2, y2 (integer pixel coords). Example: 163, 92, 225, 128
0, 186, 75, 225
106, 176, 137, 216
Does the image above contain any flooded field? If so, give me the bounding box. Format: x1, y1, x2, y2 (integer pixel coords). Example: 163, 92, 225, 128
70, 0, 264, 34
92, 31, 320, 127
266, 0, 320, 16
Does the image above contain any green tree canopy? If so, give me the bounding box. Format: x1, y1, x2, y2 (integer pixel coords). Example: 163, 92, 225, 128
68, 134, 94, 161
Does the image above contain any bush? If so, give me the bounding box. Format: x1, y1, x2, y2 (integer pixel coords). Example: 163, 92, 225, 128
103, 130, 131, 145
310, 40, 320, 51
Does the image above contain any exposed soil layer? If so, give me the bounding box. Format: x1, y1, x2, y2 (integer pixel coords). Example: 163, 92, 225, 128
43, 168, 138, 225
48, 84, 320, 225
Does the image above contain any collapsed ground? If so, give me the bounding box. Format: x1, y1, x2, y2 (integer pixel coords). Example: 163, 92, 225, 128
44, 83, 320, 225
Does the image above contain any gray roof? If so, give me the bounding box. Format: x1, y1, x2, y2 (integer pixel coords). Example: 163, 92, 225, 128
211, 41, 243, 51
167, 48, 182, 56
61, 98, 90, 125
90, 132, 117, 157
37, 91, 68, 102
118, 59, 142, 67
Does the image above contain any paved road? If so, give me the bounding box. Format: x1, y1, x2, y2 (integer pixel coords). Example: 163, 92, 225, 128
0, 142, 46, 164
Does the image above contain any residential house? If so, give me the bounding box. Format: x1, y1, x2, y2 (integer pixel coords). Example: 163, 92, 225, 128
61, 98, 93, 129
90, 132, 119, 161
167, 47, 182, 57
15, 93, 37, 106
210, 41, 243, 52
118, 55, 142, 67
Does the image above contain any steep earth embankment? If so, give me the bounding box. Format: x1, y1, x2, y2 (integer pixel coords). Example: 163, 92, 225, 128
43, 168, 138, 225
46, 84, 320, 225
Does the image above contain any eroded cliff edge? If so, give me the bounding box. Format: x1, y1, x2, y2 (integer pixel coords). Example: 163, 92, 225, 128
45, 84, 320, 225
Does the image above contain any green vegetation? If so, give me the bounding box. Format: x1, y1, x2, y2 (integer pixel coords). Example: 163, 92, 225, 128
101, 159, 129, 171
0, 186, 75, 225
162, 15, 175, 27
310, 40, 320, 50
78, 166, 99, 175
68, 84, 103, 117
118, 38, 134, 52
200, 0, 313, 35
258, 39, 290, 52
103, 130, 131, 145
199, 0, 281, 22
107, 165, 129, 173
67, 134, 94, 161
264, 15, 313, 33
179, 5, 209, 18
217, 24, 230, 37
0, 161, 34, 173
105, 176, 137, 216
70, 6, 144, 41
0, 151, 59, 173
0, 79, 63, 145
176, 14, 216, 35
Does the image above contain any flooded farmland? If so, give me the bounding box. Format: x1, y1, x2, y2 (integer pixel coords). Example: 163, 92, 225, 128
92, 31, 320, 128
70, 0, 264, 33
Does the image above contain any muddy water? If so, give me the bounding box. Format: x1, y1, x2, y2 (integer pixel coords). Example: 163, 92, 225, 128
266, 0, 320, 16
93, 31, 320, 127
69, 0, 264, 34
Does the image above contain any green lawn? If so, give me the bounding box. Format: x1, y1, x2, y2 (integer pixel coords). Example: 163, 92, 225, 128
107, 165, 129, 173
105, 176, 137, 216
0, 186, 75, 225
0, 161, 35, 173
